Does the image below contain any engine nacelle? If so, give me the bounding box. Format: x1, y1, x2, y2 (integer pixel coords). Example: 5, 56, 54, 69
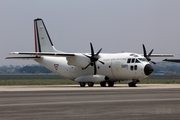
66, 54, 90, 67
75, 75, 108, 82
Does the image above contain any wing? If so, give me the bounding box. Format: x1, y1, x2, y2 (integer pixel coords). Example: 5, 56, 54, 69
149, 54, 174, 57
8, 52, 75, 57
140, 54, 174, 57
163, 59, 180, 63
6, 52, 89, 68
5, 56, 41, 60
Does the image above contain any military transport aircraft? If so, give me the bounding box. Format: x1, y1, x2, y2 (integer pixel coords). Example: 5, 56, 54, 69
6, 18, 174, 87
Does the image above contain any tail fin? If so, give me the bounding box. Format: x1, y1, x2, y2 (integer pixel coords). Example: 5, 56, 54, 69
34, 18, 58, 52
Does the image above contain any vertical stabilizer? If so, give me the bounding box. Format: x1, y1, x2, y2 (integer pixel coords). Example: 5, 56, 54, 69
34, 18, 58, 52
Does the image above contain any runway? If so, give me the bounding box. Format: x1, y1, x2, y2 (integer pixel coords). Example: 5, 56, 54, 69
0, 84, 180, 120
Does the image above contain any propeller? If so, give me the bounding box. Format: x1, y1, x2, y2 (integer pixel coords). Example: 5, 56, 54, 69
82, 42, 104, 75
142, 44, 156, 64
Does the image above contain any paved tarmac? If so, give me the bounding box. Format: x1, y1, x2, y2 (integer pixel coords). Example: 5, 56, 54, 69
0, 84, 180, 120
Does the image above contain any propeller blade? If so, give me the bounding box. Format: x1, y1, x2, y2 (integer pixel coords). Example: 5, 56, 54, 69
142, 44, 147, 57
93, 62, 97, 75
82, 42, 105, 75
96, 48, 102, 56
82, 62, 92, 70
148, 49, 154, 57
83, 54, 91, 59
142, 44, 155, 63
151, 61, 156, 64
98, 60, 105, 64
90, 43, 94, 56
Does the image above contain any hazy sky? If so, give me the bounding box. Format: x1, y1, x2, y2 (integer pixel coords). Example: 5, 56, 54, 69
1, 0, 180, 66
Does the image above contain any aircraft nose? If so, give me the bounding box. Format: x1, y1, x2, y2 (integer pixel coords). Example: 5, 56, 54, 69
144, 64, 154, 76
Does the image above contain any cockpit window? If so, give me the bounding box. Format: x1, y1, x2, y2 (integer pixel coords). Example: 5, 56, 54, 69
127, 58, 140, 63
138, 58, 148, 62
135, 59, 140, 63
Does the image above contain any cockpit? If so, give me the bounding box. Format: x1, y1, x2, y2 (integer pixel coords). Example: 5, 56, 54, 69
127, 58, 148, 63
137, 58, 148, 62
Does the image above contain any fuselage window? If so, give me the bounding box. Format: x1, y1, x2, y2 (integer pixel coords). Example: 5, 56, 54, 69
131, 58, 135, 63
127, 58, 131, 63
130, 66, 133, 70
134, 65, 137, 70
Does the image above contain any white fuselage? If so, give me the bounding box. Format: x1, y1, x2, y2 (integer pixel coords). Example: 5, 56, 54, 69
35, 52, 150, 82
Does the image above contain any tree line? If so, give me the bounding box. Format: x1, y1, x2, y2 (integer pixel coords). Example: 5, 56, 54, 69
0, 65, 52, 74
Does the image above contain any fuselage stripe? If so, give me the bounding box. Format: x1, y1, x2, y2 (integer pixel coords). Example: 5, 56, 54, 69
36, 21, 41, 52
34, 21, 38, 52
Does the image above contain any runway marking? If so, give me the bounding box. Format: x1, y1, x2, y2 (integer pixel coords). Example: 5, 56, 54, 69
1, 98, 180, 107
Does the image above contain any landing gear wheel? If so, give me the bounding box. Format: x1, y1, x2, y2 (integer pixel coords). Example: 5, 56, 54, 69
128, 82, 136, 87
108, 81, 114, 87
88, 82, 94, 87
79, 82, 86, 87
100, 81, 106, 87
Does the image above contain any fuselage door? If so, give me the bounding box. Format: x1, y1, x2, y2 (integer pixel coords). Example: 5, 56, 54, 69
111, 60, 121, 79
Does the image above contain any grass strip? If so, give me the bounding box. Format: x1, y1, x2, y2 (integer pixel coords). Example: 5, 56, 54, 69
0, 75, 179, 85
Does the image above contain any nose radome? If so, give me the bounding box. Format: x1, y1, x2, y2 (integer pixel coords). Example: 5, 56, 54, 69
144, 64, 154, 76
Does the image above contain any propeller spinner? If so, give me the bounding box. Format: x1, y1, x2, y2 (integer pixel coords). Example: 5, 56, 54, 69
142, 44, 156, 64
82, 43, 104, 75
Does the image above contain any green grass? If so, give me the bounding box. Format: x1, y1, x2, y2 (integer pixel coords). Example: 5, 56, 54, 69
0, 75, 77, 85
0, 74, 180, 85
141, 75, 180, 84
0, 79, 77, 85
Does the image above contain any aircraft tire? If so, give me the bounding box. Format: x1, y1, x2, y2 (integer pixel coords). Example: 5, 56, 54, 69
79, 82, 86, 87
88, 82, 94, 87
100, 81, 106, 87
128, 82, 136, 87
108, 81, 114, 87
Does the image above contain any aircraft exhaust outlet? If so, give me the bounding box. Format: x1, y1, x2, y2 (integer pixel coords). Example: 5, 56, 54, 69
75, 75, 107, 82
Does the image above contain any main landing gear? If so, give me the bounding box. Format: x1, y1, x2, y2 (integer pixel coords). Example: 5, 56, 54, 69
79, 81, 115, 87
100, 81, 114, 87
79, 82, 94, 87
128, 79, 140, 87
79, 80, 140, 87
